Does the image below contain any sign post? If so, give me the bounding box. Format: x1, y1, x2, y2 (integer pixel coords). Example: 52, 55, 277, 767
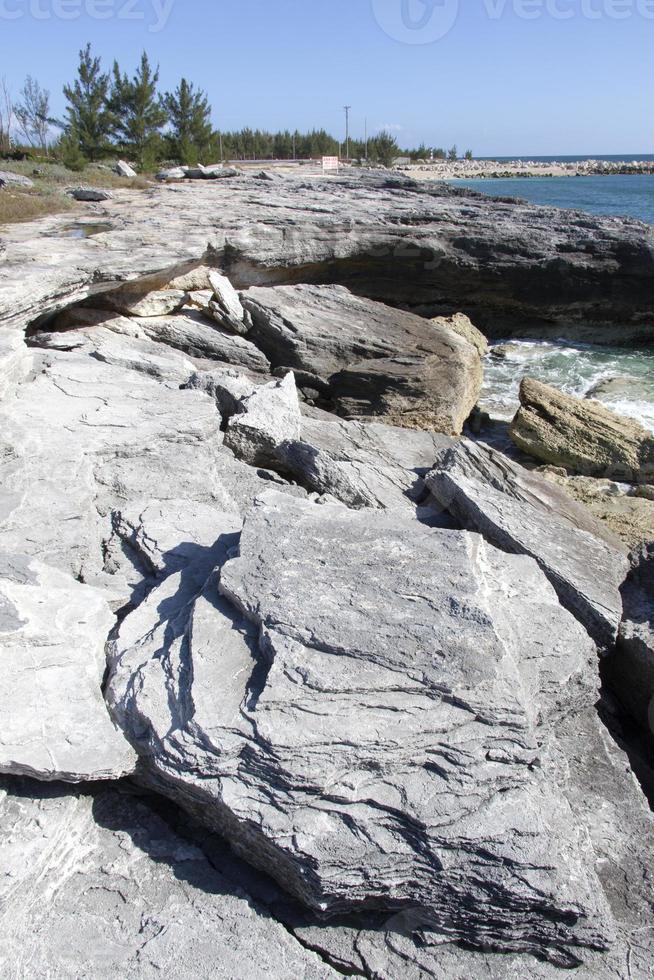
322, 155, 339, 174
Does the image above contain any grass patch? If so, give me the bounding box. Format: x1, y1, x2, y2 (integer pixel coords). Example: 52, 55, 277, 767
0, 159, 151, 227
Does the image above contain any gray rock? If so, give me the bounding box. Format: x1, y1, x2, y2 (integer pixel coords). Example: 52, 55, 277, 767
66, 186, 113, 202
184, 367, 261, 418
136, 310, 270, 372
156, 166, 186, 181
0, 552, 136, 782
0, 170, 34, 188
114, 159, 137, 178
425, 439, 629, 647
2, 172, 654, 342
0, 329, 32, 400
108, 491, 615, 967
607, 544, 654, 731
225, 372, 301, 466
277, 415, 452, 510
207, 270, 248, 334
242, 285, 481, 434
0, 778, 337, 979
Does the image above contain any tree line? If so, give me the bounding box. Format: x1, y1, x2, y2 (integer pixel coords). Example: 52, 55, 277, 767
0, 45, 473, 171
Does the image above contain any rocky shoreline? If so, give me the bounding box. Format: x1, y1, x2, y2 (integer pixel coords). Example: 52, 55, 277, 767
401, 158, 654, 179
0, 170, 653, 979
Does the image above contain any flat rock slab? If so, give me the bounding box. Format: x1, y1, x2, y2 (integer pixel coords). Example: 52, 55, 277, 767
0, 778, 337, 980
511, 377, 654, 483
426, 439, 629, 647
0, 552, 136, 782
241, 284, 481, 434
108, 491, 613, 967
277, 415, 453, 510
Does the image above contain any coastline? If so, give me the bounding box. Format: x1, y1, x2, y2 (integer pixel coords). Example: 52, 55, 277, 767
397, 158, 654, 180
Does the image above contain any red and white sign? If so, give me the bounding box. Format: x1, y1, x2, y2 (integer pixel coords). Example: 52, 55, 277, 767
322, 156, 339, 173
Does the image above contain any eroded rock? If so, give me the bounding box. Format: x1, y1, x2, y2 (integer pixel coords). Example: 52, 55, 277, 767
425, 439, 629, 647
108, 491, 615, 967
0, 552, 136, 782
510, 377, 654, 484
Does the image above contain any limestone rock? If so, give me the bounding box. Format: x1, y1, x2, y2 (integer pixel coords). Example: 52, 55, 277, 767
104, 287, 189, 318
430, 312, 489, 357
156, 166, 186, 181
510, 377, 654, 483
0, 330, 32, 400
242, 285, 481, 435
277, 415, 452, 510
207, 270, 248, 334
0, 778, 336, 980
0, 552, 136, 782
425, 439, 629, 647
331, 350, 481, 436
114, 160, 137, 178
225, 373, 301, 466
136, 311, 270, 372
66, 187, 113, 202
108, 491, 615, 967
0, 170, 34, 188
606, 544, 654, 731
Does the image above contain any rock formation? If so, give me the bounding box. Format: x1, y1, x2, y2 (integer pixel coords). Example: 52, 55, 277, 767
510, 378, 654, 483
0, 171, 653, 978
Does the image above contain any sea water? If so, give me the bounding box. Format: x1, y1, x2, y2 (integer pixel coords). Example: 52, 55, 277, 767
480, 340, 654, 433
455, 173, 654, 224
451, 174, 654, 430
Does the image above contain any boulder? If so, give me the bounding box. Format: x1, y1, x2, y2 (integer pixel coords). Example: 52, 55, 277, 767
510, 378, 654, 484
0, 170, 34, 188
66, 187, 113, 202
331, 351, 481, 435
114, 160, 137, 178
242, 285, 482, 435
425, 439, 629, 647
430, 312, 489, 357
156, 167, 186, 181
107, 491, 613, 967
0, 552, 136, 782
225, 373, 301, 467
208, 270, 248, 334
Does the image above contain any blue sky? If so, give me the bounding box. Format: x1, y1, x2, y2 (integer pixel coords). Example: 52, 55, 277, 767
0, 0, 652, 154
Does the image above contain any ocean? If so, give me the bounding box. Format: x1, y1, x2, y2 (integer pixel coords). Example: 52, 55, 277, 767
455, 173, 654, 225
454, 173, 654, 432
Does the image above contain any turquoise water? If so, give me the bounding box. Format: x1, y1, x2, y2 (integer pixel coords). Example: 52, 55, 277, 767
481, 339, 654, 433
455, 174, 654, 224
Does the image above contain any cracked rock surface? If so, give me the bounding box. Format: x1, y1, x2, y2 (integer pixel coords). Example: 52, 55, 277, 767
1, 172, 653, 978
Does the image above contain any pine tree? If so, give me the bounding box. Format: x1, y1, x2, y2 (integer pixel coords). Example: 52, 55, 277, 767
110, 52, 167, 170
163, 78, 213, 165
63, 44, 114, 161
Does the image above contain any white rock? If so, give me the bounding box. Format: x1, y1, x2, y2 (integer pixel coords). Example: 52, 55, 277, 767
225, 373, 301, 466
0, 553, 136, 782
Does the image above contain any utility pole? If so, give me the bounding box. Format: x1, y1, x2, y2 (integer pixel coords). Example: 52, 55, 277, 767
343, 105, 351, 161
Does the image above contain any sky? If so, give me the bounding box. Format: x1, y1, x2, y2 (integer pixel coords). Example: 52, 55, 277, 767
0, 0, 652, 155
